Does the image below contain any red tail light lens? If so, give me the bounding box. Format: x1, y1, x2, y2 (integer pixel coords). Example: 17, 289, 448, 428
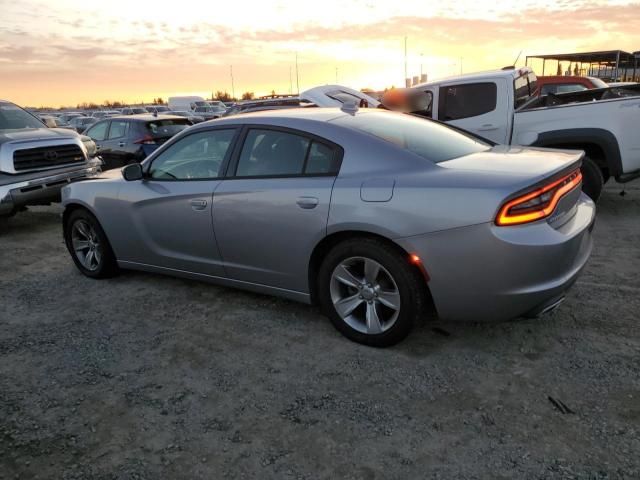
496, 169, 582, 226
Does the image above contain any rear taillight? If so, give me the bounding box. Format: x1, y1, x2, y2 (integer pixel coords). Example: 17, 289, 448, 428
496, 169, 582, 226
134, 135, 156, 145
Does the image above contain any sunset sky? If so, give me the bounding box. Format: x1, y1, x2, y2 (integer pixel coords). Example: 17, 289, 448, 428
1, 0, 639, 107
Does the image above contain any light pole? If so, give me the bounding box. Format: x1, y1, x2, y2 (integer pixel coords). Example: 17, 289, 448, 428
295, 53, 300, 95
230, 65, 235, 100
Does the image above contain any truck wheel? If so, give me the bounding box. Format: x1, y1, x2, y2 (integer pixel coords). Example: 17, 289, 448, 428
581, 156, 604, 202
64, 209, 119, 278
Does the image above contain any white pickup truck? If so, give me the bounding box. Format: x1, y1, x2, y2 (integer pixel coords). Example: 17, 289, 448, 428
401, 67, 640, 200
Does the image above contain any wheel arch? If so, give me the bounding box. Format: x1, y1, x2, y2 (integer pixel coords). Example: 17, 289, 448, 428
308, 229, 435, 315
532, 128, 622, 177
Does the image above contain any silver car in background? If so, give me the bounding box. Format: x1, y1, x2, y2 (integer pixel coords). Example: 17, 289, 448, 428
61, 108, 595, 347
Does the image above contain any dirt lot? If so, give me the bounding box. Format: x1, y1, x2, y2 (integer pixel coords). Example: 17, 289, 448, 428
1, 183, 639, 479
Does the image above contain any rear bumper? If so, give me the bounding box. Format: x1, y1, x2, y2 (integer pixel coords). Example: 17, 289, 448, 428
395, 193, 595, 322
0, 159, 102, 216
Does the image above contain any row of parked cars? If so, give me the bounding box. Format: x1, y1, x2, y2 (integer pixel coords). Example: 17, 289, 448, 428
1, 68, 639, 346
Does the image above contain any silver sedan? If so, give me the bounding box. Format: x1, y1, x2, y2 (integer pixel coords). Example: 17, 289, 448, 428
61, 108, 595, 347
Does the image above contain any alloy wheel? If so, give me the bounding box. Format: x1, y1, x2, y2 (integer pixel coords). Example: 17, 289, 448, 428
71, 219, 102, 271
329, 256, 401, 335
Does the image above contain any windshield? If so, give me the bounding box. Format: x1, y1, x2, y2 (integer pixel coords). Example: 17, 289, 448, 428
332, 111, 490, 163
0, 102, 46, 129
144, 118, 191, 138
588, 77, 609, 89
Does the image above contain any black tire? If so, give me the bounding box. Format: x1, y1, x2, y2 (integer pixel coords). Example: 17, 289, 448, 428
317, 238, 426, 347
64, 209, 119, 278
581, 156, 604, 202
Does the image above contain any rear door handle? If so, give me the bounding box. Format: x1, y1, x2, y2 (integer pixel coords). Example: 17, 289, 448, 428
190, 199, 208, 210
118, 142, 126, 147
296, 196, 319, 209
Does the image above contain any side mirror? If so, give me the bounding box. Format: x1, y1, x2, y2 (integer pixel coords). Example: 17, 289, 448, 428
122, 163, 144, 181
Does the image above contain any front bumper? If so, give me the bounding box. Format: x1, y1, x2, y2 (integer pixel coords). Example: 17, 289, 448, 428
0, 159, 102, 216
395, 193, 596, 322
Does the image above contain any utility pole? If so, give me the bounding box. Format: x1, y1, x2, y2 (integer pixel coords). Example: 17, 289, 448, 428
404, 36, 408, 86
295, 53, 300, 95
230, 65, 235, 100
289, 66, 293, 94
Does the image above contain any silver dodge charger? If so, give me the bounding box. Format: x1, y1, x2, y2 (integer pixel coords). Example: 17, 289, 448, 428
61, 107, 595, 347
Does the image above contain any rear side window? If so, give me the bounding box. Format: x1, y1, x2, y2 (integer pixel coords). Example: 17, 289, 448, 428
333, 111, 490, 164
438, 83, 497, 120
144, 119, 190, 139
235, 129, 340, 177
108, 121, 128, 139
86, 121, 109, 141
540, 84, 588, 95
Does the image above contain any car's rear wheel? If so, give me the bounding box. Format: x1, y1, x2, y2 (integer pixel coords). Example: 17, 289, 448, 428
581, 156, 604, 202
317, 238, 425, 347
65, 209, 119, 278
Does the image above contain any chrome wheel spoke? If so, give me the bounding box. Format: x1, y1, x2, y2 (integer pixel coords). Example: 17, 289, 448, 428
334, 294, 363, 318
365, 302, 383, 334
84, 249, 95, 269
75, 221, 92, 240
73, 240, 90, 251
93, 247, 102, 264
334, 264, 362, 288
377, 289, 400, 311
364, 258, 380, 284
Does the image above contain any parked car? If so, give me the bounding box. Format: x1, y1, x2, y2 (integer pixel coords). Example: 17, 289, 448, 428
146, 106, 171, 114
402, 66, 640, 201
169, 110, 205, 124
0, 99, 101, 218
37, 115, 62, 128
121, 107, 149, 115
301, 85, 381, 108
68, 116, 96, 133
82, 114, 191, 170
168, 96, 206, 112
222, 98, 310, 117
194, 106, 225, 120
91, 110, 121, 119
61, 107, 594, 347
58, 112, 84, 126
534, 75, 608, 95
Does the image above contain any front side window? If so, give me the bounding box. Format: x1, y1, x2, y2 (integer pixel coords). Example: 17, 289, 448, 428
86, 121, 109, 141
149, 129, 236, 180
438, 82, 497, 120
108, 121, 128, 139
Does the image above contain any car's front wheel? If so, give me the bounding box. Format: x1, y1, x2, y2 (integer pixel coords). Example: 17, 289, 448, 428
317, 238, 426, 347
64, 209, 119, 278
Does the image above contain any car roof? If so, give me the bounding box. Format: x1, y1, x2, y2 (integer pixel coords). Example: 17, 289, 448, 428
101, 114, 186, 121
413, 66, 534, 88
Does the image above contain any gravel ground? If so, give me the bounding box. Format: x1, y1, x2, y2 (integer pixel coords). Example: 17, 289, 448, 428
1, 182, 639, 479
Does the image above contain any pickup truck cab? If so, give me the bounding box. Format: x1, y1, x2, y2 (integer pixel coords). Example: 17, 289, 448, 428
0, 100, 102, 217
407, 67, 640, 200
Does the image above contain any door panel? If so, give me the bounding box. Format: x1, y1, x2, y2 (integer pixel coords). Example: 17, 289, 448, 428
115, 180, 225, 275
212, 177, 334, 291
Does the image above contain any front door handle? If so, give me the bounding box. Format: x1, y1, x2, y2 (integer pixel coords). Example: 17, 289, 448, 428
118, 142, 126, 147
296, 196, 319, 209
190, 199, 208, 210
478, 124, 498, 131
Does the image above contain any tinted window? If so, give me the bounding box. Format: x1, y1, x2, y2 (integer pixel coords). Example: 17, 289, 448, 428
108, 120, 128, 139
541, 84, 588, 95
306, 142, 338, 174
333, 111, 490, 164
149, 129, 236, 180
438, 83, 497, 120
144, 119, 190, 139
0, 102, 45, 129
86, 121, 109, 141
236, 129, 309, 177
